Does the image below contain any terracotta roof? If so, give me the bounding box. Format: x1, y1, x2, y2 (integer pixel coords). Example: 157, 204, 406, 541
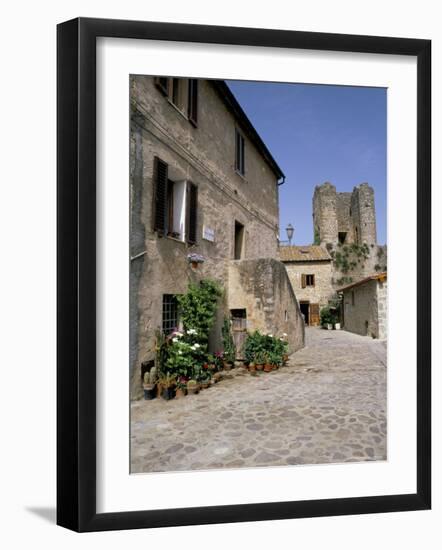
279, 245, 332, 262
337, 272, 387, 293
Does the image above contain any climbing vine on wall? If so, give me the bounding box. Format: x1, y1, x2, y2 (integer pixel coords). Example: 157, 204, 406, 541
332, 242, 370, 273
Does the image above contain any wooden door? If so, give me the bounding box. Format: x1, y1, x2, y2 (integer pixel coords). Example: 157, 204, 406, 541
231, 310, 247, 360
310, 303, 320, 326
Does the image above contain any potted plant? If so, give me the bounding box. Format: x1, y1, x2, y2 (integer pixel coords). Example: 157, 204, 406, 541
248, 362, 256, 374
187, 379, 200, 395
187, 252, 205, 269
335, 322, 341, 330
143, 367, 157, 400
263, 353, 273, 372
159, 374, 176, 400
175, 377, 188, 398
254, 351, 265, 371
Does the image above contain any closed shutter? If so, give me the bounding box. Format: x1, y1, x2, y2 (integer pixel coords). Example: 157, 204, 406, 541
187, 182, 198, 245
301, 274, 306, 288
310, 304, 320, 326
154, 77, 169, 96
187, 79, 198, 126
153, 157, 168, 235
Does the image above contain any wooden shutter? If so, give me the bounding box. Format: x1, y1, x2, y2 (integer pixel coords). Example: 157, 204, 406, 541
310, 304, 320, 326
187, 79, 198, 126
153, 157, 168, 235
154, 77, 169, 96
301, 274, 306, 288
186, 182, 198, 245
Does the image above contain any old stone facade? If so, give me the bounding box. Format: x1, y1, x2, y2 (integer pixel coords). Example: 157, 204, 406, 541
130, 76, 304, 398
313, 182, 387, 285
338, 273, 387, 339
279, 245, 334, 326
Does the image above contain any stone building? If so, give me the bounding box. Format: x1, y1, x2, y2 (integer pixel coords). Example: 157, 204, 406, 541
338, 273, 387, 339
130, 76, 304, 398
313, 182, 387, 284
279, 245, 334, 326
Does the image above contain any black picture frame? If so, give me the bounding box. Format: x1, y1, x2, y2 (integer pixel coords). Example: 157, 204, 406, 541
57, 17, 431, 532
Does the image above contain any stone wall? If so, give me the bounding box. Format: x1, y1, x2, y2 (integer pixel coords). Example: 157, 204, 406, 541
313, 181, 378, 247
130, 77, 285, 398
342, 279, 385, 338
313, 182, 338, 245
284, 261, 334, 308
377, 279, 388, 340
228, 259, 305, 353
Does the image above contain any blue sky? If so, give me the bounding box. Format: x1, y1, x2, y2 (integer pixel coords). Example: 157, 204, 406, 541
226, 80, 387, 245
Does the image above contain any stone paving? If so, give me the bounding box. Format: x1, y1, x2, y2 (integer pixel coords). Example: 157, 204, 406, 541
131, 327, 386, 473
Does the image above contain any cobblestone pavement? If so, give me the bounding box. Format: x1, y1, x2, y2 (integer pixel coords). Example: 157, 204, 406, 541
131, 328, 386, 473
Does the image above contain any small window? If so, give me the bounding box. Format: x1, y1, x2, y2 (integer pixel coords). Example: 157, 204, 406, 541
162, 294, 179, 335
301, 274, 315, 288
338, 232, 347, 244
351, 291, 355, 306
234, 220, 245, 259
235, 128, 245, 176
155, 77, 198, 125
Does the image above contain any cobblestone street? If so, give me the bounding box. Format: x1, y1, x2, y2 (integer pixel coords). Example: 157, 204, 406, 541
131, 327, 387, 473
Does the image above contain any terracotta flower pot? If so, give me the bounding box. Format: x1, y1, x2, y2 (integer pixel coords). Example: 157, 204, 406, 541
255, 364, 264, 371
187, 384, 200, 395
248, 364, 256, 374
191, 261, 198, 269
175, 387, 187, 399
223, 362, 232, 371
264, 364, 273, 373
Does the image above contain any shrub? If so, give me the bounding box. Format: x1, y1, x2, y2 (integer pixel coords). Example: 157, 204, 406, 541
244, 331, 288, 366
222, 317, 236, 363
177, 279, 222, 346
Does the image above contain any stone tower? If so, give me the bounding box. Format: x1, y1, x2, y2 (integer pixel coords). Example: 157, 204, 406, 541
313, 182, 377, 246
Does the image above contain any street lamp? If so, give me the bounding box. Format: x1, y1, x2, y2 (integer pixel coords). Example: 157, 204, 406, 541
286, 223, 294, 245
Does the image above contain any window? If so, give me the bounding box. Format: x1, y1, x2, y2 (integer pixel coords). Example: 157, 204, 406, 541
351, 291, 355, 306
234, 220, 245, 259
155, 77, 198, 126
338, 232, 347, 244
235, 128, 245, 175
301, 274, 315, 288
162, 294, 179, 335
153, 157, 198, 244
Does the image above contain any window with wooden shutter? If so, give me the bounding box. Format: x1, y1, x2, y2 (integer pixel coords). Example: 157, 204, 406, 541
187, 79, 198, 126
186, 182, 198, 245
235, 128, 245, 175
155, 77, 169, 96
301, 274, 306, 288
153, 157, 168, 235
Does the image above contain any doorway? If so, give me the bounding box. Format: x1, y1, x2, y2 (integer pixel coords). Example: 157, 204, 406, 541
300, 301, 310, 325
230, 309, 247, 360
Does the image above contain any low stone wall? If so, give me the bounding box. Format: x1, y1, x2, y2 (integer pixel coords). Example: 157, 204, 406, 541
228, 258, 305, 353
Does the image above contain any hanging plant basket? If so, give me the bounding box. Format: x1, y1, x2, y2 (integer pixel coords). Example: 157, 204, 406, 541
187, 253, 205, 268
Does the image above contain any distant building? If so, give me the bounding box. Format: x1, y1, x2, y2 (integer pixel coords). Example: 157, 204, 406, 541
312, 181, 387, 283
279, 245, 334, 326
130, 76, 304, 399
337, 273, 387, 339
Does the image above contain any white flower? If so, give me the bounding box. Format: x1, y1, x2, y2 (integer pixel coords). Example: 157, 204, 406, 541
172, 337, 179, 343
268, 334, 273, 338
193, 343, 201, 348
282, 333, 287, 337
177, 350, 182, 355
187, 328, 197, 335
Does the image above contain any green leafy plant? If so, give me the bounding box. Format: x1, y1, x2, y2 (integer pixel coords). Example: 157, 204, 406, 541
243, 331, 288, 366
222, 317, 236, 364
177, 279, 222, 347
